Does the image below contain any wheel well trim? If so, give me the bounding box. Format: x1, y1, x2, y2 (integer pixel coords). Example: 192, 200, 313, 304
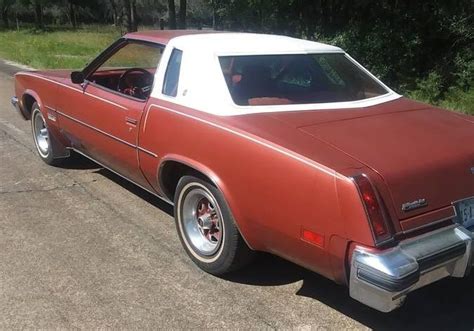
21, 90, 43, 120
158, 154, 222, 200
157, 154, 255, 250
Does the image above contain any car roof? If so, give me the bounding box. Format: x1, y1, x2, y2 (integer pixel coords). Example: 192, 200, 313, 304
125, 30, 343, 54
124, 29, 216, 45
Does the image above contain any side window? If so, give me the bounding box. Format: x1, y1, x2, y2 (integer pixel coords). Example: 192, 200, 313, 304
162, 49, 183, 97
97, 43, 163, 71
88, 41, 163, 100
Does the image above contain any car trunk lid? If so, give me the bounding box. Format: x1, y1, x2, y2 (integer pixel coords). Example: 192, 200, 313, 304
297, 107, 474, 221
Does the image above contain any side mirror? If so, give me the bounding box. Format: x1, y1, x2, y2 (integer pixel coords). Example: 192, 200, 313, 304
71, 71, 84, 84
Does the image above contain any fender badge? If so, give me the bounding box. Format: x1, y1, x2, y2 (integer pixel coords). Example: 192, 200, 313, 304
402, 198, 428, 212
471, 167, 474, 174
47, 112, 57, 122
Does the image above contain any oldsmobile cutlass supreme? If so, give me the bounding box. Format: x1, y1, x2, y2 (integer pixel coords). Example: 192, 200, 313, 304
11, 30, 474, 312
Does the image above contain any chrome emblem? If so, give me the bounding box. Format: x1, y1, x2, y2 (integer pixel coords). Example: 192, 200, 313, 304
402, 198, 428, 212
47, 112, 57, 122
471, 167, 474, 174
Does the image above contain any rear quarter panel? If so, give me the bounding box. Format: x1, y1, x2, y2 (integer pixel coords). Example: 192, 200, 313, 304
138, 98, 374, 282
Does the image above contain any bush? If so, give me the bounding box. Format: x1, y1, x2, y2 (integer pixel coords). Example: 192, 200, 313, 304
408, 72, 444, 104
440, 87, 474, 114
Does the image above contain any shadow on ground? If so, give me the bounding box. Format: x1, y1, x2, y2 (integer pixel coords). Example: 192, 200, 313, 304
228, 253, 474, 330
58, 152, 101, 170
68, 155, 474, 330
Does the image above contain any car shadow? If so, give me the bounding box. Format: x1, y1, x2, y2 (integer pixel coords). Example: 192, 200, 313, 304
57, 152, 173, 215
95, 168, 174, 217
57, 152, 101, 170
226, 253, 474, 330
70, 155, 474, 330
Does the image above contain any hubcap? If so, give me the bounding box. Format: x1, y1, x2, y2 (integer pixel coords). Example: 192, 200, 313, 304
181, 188, 223, 256
33, 111, 49, 157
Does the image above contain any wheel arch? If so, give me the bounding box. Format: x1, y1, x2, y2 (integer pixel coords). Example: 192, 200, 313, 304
157, 154, 255, 250
21, 90, 43, 120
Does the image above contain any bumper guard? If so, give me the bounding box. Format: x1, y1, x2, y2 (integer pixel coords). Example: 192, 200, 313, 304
350, 225, 473, 312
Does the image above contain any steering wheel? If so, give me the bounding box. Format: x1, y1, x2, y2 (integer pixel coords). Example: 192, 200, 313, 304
117, 68, 154, 98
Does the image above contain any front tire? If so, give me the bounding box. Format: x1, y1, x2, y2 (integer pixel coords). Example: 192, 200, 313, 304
174, 176, 254, 275
31, 103, 67, 166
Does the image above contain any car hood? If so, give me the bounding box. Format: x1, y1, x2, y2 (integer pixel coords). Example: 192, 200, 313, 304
34, 69, 72, 80
292, 103, 474, 221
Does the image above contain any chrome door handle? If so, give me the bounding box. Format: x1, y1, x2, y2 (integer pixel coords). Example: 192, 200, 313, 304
125, 117, 138, 126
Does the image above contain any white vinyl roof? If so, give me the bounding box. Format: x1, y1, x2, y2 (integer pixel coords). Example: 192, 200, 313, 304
170, 32, 343, 56
150, 32, 400, 116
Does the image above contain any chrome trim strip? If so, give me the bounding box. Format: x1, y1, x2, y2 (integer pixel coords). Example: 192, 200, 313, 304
145, 104, 350, 181
137, 146, 158, 158
56, 110, 158, 158
125, 116, 138, 125
70, 148, 172, 204
45, 105, 56, 112
57, 110, 136, 148
401, 214, 455, 235
452, 195, 474, 205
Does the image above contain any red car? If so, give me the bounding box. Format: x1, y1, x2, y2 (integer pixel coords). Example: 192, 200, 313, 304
11, 30, 474, 312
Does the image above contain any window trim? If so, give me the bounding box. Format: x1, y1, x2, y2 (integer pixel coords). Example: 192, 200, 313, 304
82, 38, 165, 103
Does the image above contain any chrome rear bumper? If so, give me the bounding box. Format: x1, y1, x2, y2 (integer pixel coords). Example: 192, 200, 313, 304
350, 225, 473, 312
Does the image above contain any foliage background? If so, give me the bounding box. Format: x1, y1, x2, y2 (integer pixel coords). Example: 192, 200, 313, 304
0, 0, 472, 113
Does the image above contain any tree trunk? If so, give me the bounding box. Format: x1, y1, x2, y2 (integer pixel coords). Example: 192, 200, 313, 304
2, 7, 9, 29
122, 0, 134, 32
69, 1, 76, 29
131, 0, 137, 31
168, 0, 176, 29
178, 0, 186, 29
109, 0, 119, 26
34, 0, 43, 30
211, 0, 216, 29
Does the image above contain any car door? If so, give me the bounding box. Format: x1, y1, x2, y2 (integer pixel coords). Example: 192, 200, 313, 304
58, 40, 163, 187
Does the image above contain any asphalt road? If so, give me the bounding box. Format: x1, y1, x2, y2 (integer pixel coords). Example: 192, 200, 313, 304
1, 67, 474, 330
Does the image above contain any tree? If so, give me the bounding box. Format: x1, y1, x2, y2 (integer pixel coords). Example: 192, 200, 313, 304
33, 0, 43, 29
108, 0, 119, 26
122, 0, 137, 32
178, 0, 185, 29
0, 0, 15, 28
168, 0, 176, 29
68, 0, 77, 29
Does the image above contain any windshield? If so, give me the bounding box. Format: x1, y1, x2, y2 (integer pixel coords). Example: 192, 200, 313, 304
219, 53, 389, 106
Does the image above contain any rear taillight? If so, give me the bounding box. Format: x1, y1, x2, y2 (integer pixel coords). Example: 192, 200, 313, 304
352, 174, 393, 245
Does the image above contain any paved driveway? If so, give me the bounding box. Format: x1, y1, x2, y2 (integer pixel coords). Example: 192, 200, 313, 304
1, 68, 473, 329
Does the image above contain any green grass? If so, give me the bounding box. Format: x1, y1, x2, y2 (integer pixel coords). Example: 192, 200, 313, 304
439, 87, 474, 115
409, 86, 474, 115
0, 26, 121, 70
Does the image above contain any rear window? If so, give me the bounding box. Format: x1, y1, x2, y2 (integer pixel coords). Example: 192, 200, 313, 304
219, 54, 388, 106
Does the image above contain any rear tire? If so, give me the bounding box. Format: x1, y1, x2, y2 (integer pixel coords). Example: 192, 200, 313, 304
31, 103, 68, 166
174, 175, 254, 275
